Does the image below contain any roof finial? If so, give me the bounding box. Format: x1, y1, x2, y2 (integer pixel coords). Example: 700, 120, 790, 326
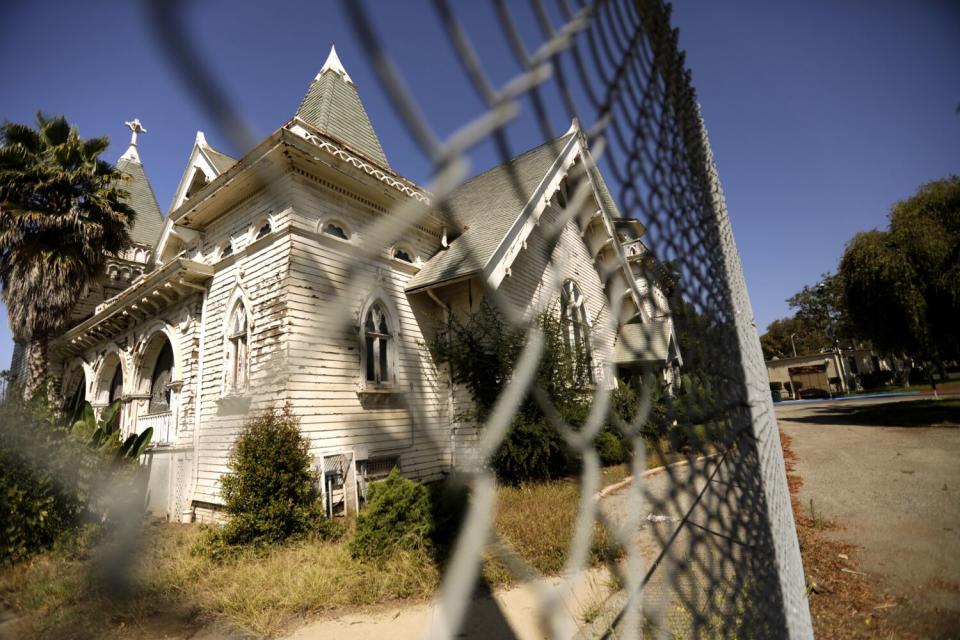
317, 44, 353, 84
120, 118, 147, 163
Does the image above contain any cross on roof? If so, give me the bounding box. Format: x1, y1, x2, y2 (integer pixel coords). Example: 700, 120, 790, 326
125, 118, 147, 145
120, 118, 147, 163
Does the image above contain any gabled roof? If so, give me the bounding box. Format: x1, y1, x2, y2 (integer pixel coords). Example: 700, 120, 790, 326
167, 131, 237, 214
204, 144, 237, 174
406, 134, 574, 291
295, 45, 390, 169
116, 155, 164, 248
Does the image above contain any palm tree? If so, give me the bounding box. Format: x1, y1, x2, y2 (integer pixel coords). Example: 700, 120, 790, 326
0, 113, 134, 400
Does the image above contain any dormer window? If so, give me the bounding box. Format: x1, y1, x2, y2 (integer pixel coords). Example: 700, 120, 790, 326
322, 221, 350, 241
184, 170, 209, 201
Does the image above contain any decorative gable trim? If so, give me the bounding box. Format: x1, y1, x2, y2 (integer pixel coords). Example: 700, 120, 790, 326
287, 119, 429, 205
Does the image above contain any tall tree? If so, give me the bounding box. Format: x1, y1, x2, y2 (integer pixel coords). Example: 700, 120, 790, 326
0, 114, 134, 399
838, 176, 960, 370
786, 272, 852, 348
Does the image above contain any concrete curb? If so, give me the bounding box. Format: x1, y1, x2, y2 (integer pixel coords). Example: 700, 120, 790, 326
595, 451, 723, 501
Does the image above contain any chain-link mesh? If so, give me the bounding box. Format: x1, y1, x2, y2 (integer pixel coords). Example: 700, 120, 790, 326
142, 0, 811, 637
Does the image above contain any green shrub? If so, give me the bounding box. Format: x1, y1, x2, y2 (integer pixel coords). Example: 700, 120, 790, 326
350, 469, 433, 560
492, 414, 575, 484
218, 408, 324, 546
0, 394, 148, 564
595, 430, 628, 466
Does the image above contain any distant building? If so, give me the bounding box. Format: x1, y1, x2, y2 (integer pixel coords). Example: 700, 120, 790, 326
766, 347, 898, 399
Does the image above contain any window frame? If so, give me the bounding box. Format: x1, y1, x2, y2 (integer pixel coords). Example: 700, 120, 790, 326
560, 279, 594, 384
390, 243, 419, 267
222, 298, 251, 396
218, 239, 235, 261
252, 218, 273, 241
319, 218, 353, 243
359, 298, 397, 390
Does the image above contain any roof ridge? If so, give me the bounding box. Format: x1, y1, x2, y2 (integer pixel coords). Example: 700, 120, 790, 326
451, 133, 575, 193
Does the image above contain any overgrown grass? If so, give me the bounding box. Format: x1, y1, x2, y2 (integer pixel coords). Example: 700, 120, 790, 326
486, 478, 620, 584
0, 523, 439, 639
1, 463, 664, 638
0, 477, 621, 637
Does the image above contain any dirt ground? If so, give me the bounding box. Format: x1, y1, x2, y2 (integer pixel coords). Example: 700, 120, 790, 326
777, 395, 960, 638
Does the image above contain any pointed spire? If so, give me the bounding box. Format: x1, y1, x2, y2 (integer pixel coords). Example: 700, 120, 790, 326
120, 118, 146, 163
295, 44, 389, 168
116, 118, 164, 248
317, 44, 353, 83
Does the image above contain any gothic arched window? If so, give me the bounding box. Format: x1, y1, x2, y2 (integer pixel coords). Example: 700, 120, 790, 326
224, 301, 250, 393
362, 301, 393, 384
148, 340, 174, 413
560, 280, 593, 383
107, 365, 123, 431
109, 366, 124, 404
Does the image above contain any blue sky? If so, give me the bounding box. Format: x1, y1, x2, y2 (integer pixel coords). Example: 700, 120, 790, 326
1, 1, 958, 370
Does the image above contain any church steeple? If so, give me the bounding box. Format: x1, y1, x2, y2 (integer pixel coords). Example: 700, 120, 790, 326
295, 45, 390, 169
317, 44, 352, 83
116, 118, 164, 248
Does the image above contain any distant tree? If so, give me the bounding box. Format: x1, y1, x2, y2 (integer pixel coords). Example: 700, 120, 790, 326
786, 272, 852, 348
0, 114, 134, 400
760, 317, 809, 359
838, 176, 960, 374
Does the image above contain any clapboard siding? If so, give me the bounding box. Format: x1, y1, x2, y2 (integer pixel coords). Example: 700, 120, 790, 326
286, 175, 450, 482
191, 183, 295, 504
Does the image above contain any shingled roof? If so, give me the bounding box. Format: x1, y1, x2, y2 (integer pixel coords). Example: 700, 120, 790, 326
406, 134, 574, 292
295, 46, 389, 169
116, 155, 164, 248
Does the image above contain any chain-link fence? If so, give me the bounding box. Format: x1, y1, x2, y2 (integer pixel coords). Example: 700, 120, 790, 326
7, 0, 811, 637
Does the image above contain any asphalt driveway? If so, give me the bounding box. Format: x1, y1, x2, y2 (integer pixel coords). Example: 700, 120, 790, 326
776, 396, 960, 636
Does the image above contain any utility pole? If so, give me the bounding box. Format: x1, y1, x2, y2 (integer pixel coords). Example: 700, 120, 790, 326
790, 333, 799, 358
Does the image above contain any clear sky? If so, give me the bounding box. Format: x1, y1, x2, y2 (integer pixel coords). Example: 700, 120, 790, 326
1, 1, 958, 370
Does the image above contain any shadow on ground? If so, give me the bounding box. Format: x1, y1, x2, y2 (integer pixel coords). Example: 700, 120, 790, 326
780, 399, 960, 428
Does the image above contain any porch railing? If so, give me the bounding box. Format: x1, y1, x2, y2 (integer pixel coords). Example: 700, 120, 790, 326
137, 410, 174, 445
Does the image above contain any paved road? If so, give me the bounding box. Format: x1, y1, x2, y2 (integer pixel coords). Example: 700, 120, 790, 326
777, 396, 960, 634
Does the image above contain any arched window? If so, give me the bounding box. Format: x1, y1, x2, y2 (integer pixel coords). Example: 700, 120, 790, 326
109, 366, 124, 404
224, 301, 249, 393
64, 371, 86, 419
560, 280, 593, 383
323, 221, 349, 240
220, 241, 234, 259
362, 301, 393, 384
107, 365, 124, 431
255, 220, 272, 240
392, 246, 414, 264
148, 340, 174, 414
